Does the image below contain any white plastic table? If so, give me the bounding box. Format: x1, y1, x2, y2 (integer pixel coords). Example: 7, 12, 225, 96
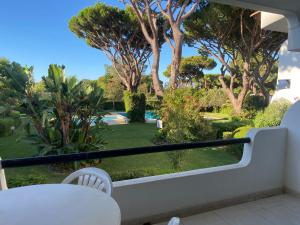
0, 184, 121, 225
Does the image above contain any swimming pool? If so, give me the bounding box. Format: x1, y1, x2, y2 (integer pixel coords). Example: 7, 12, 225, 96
102, 115, 121, 122
117, 111, 159, 120
100, 111, 159, 125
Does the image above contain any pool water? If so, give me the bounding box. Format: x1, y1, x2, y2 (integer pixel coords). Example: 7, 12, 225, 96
145, 111, 160, 120
102, 115, 120, 122
100, 111, 159, 124
117, 111, 159, 120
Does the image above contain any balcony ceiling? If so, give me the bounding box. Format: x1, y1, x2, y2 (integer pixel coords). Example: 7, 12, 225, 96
212, 0, 300, 15
212, 0, 300, 51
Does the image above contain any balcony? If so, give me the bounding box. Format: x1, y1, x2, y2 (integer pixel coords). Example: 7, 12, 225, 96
155, 194, 300, 225
1, 101, 300, 224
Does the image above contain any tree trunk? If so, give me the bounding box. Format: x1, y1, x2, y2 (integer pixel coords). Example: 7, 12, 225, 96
125, 83, 134, 93
222, 87, 244, 115
258, 83, 270, 105
218, 61, 250, 115
151, 45, 164, 97
169, 29, 184, 88
231, 98, 243, 115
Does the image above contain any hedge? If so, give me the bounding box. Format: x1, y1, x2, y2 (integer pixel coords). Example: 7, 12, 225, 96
123, 91, 146, 122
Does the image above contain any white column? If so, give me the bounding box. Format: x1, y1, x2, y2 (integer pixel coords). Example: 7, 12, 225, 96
0, 157, 8, 190
285, 13, 300, 52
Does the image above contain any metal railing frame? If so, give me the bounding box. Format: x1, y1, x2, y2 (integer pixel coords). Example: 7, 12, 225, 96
0, 138, 251, 169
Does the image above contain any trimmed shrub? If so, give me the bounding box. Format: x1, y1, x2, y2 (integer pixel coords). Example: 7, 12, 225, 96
254, 99, 291, 128
123, 91, 146, 122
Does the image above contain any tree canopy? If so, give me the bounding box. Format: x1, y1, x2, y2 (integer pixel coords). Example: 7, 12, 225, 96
164, 56, 216, 86
156, 0, 207, 87
184, 3, 287, 113
97, 65, 124, 103
69, 3, 152, 92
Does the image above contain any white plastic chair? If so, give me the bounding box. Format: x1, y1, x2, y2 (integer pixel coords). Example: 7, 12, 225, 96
168, 217, 180, 225
62, 167, 113, 195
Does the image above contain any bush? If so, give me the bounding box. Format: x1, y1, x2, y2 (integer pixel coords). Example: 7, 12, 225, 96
233, 125, 253, 138
223, 131, 233, 139
225, 125, 253, 159
8, 110, 21, 118
123, 91, 146, 122
159, 88, 216, 143
242, 95, 267, 119
212, 118, 251, 139
0, 118, 21, 137
7, 175, 47, 188
220, 104, 234, 116
157, 88, 216, 169
254, 99, 291, 128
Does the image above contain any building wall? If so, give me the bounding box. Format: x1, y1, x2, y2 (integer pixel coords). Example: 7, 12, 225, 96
282, 101, 300, 193
272, 40, 300, 103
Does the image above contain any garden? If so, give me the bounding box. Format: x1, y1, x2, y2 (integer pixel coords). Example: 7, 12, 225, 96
0, 1, 291, 187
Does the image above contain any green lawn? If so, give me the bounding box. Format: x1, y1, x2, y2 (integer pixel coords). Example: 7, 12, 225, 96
204, 112, 231, 120
0, 123, 240, 187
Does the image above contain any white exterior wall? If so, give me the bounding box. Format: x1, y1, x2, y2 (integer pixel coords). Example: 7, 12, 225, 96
272, 40, 300, 103
282, 101, 300, 193
113, 127, 287, 224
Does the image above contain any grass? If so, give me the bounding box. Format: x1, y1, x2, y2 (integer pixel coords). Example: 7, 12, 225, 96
0, 122, 240, 187
204, 112, 231, 120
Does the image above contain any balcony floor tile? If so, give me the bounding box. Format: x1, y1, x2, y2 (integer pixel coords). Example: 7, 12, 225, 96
155, 194, 300, 225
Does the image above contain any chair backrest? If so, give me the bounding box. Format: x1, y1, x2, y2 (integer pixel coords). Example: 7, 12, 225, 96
168, 217, 180, 225
0, 157, 8, 190
62, 168, 113, 195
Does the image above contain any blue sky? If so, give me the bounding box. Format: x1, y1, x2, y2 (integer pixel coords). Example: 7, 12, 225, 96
0, 0, 219, 83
